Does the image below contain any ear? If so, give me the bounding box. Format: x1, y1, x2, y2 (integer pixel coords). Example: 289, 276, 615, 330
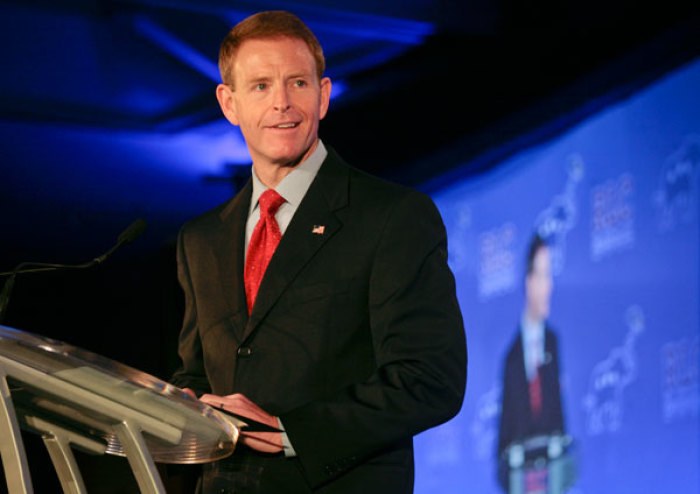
216, 84, 240, 126
318, 77, 332, 120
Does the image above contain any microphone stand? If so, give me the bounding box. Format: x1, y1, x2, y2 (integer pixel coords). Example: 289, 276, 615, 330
0, 219, 147, 323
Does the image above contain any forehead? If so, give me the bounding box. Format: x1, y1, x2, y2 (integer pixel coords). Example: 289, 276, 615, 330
232, 37, 316, 79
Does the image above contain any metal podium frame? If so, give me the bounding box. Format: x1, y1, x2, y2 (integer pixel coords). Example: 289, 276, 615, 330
0, 325, 241, 494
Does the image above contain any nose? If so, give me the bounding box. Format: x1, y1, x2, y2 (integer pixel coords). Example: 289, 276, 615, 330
273, 86, 290, 112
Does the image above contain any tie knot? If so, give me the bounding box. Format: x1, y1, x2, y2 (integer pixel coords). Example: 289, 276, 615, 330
258, 189, 285, 218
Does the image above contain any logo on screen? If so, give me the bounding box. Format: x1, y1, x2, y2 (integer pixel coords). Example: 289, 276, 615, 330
590, 172, 636, 260
478, 222, 517, 300
446, 202, 473, 274
661, 336, 699, 423
534, 153, 584, 275
583, 305, 644, 435
469, 384, 501, 460
653, 135, 700, 232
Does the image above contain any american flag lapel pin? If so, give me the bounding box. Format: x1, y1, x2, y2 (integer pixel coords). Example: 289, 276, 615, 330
312, 224, 325, 235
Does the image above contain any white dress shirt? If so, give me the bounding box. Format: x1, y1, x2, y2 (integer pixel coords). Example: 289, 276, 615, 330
520, 315, 545, 383
245, 140, 327, 256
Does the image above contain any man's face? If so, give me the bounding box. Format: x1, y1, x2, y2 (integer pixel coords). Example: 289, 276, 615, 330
217, 36, 331, 169
525, 246, 553, 322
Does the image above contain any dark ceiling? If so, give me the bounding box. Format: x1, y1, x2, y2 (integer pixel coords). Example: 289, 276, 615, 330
3, 0, 699, 186
0, 0, 699, 277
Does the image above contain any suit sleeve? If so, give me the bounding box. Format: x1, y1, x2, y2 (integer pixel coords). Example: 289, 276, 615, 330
498, 342, 518, 455
281, 190, 467, 486
169, 227, 211, 396
547, 330, 566, 435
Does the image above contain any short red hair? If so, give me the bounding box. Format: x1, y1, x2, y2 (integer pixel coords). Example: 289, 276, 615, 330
218, 11, 326, 87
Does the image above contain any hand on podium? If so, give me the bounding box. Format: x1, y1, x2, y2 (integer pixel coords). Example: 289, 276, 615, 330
199, 393, 283, 454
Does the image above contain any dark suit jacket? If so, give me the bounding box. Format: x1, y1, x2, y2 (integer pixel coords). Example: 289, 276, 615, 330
497, 325, 564, 457
171, 148, 467, 493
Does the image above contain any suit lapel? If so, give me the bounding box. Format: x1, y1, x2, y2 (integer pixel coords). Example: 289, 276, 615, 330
244, 152, 349, 340
214, 180, 252, 335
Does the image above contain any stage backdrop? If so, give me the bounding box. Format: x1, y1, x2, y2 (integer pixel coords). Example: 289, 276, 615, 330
414, 56, 700, 493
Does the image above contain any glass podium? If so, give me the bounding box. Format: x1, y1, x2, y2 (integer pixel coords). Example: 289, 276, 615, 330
500, 434, 576, 494
0, 325, 242, 493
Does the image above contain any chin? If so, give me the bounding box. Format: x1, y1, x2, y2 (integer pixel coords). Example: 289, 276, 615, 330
267, 146, 304, 163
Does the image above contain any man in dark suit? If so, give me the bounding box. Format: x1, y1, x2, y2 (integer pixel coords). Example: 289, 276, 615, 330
497, 235, 565, 488
170, 11, 467, 493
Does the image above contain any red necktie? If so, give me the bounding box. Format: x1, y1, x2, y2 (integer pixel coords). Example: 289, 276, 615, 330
529, 367, 542, 419
244, 189, 285, 314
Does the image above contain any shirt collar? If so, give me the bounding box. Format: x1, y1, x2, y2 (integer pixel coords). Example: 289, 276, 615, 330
521, 314, 545, 343
249, 140, 327, 215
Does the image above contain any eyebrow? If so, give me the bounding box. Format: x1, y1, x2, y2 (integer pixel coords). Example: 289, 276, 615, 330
245, 76, 271, 85
244, 72, 312, 84
287, 72, 311, 79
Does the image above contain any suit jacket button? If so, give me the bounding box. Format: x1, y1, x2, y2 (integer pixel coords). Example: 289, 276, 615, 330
237, 346, 252, 357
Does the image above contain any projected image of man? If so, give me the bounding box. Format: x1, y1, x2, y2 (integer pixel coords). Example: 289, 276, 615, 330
497, 234, 566, 481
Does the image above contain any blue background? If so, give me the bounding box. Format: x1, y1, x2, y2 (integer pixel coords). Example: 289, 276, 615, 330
414, 57, 700, 493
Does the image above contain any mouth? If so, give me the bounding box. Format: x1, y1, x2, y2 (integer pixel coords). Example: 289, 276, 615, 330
269, 122, 299, 129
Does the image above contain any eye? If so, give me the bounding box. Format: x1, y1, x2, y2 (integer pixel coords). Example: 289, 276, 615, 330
254, 83, 267, 91
293, 79, 307, 88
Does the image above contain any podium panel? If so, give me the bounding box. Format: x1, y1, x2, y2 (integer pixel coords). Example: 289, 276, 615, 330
0, 325, 241, 493
500, 434, 576, 494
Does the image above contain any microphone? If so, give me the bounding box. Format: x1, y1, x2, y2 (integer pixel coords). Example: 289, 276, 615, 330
0, 219, 147, 323
95, 218, 147, 265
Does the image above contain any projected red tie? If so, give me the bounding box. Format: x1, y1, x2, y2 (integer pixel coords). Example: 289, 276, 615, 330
529, 368, 542, 419
245, 189, 285, 314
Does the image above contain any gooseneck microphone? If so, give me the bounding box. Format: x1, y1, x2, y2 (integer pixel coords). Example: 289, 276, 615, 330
0, 218, 147, 323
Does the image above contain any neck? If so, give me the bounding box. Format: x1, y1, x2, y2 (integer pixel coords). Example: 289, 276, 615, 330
523, 309, 543, 327
252, 140, 318, 188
